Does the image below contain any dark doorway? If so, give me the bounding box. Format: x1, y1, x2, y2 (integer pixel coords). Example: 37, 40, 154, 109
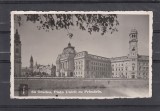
132, 75, 135, 79
70, 72, 73, 77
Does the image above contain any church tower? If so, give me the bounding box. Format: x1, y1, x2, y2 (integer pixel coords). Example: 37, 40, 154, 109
129, 29, 138, 58
51, 64, 56, 77
14, 29, 21, 77
30, 55, 34, 73
129, 29, 138, 79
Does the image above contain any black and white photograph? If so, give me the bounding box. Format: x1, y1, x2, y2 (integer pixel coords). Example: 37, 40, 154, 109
10, 11, 152, 99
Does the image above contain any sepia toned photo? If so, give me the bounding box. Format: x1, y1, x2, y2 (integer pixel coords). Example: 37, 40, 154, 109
10, 11, 152, 99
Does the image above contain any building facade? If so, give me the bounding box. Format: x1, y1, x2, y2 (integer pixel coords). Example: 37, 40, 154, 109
56, 44, 112, 78
14, 29, 22, 77
56, 43, 76, 77
74, 51, 111, 78
56, 29, 149, 79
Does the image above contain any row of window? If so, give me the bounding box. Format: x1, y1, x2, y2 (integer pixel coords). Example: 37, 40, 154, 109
112, 62, 148, 67
112, 63, 128, 67
75, 75, 83, 77
91, 61, 109, 66
91, 66, 109, 71
75, 71, 83, 75
114, 66, 142, 71
75, 65, 83, 70
112, 64, 134, 69
112, 67, 128, 71
75, 60, 83, 65
113, 72, 128, 76
139, 66, 149, 70
139, 62, 149, 66
93, 72, 109, 77
113, 72, 148, 77
113, 66, 149, 71
138, 73, 148, 76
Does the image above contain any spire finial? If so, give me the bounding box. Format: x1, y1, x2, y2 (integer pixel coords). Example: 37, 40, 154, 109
68, 42, 71, 47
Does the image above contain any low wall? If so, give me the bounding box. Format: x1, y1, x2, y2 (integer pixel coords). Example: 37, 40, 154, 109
14, 77, 149, 90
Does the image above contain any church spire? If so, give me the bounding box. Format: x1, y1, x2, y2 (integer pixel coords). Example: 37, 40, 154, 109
30, 55, 33, 62
30, 55, 34, 72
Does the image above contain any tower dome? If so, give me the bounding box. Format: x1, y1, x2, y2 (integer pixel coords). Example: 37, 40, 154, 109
63, 42, 76, 54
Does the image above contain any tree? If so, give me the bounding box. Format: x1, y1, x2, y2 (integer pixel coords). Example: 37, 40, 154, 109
15, 14, 119, 38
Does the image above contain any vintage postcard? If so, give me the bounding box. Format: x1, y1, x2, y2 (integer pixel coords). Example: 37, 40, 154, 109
10, 11, 153, 99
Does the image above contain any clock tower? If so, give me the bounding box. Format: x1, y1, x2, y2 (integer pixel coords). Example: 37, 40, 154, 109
14, 29, 21, 77
129, 29, 138, 79
129, 29, 138, 58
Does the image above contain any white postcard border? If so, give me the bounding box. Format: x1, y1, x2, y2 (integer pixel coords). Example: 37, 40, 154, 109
10, 11, 153, 99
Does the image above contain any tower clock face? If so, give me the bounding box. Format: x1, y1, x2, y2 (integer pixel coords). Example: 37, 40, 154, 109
131, 46, 137, 56
132, 47, 135, 51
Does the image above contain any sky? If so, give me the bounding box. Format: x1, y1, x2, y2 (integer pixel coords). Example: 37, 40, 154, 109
15, 14, 149, 67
